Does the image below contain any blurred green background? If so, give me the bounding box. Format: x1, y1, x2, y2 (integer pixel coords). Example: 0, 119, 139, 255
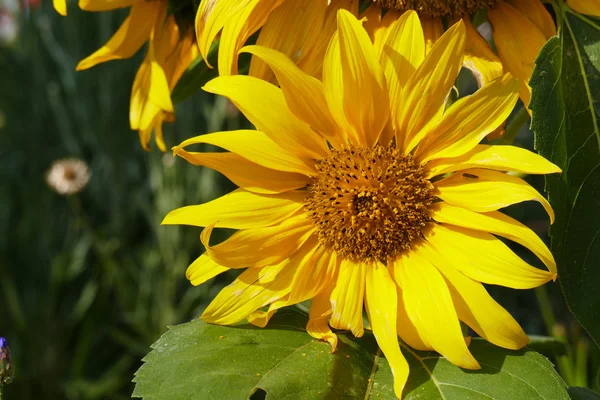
0, 2, 597, 399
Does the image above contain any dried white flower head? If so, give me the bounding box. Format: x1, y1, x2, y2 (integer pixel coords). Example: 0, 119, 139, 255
46, 158, 91, 195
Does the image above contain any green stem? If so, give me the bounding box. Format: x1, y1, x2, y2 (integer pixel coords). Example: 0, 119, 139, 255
535, 286, 556, 330
498, 106, 531, 145
575, 339, 589, 387
535, 286, 574, 385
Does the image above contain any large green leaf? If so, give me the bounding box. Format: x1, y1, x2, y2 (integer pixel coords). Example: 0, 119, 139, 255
530, 7, 600, 347
133, 308, 568, 399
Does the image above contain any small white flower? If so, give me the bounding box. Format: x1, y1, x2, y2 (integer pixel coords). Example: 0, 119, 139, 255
46, 158, 91, 195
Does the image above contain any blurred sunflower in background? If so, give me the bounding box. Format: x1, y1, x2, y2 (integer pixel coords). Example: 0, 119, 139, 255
164, 11, 561, 398
52, 0, 198, 150
196, 0, 559, 111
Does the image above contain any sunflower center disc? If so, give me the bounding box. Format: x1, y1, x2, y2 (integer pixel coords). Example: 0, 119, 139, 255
305, 145, 434, 263
372, 0, 496, 17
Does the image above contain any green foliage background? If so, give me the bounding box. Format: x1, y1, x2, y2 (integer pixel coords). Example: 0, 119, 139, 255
0, 1, 598, 399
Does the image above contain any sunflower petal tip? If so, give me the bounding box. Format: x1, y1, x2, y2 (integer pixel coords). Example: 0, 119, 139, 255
189, 278, 203, 286
161, 210, 179, 226
327, 334, 338, 353
465, 357, 482, 370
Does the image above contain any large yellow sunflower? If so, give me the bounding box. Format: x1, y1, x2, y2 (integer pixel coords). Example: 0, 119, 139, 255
57, 0, 197, 150
164, 10, 560, 398
196, 0, 557, 110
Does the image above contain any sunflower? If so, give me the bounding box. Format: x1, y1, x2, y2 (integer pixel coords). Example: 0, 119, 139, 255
196, 0, 556, 112
164, 10, 560, 398
56, 0, 197, 150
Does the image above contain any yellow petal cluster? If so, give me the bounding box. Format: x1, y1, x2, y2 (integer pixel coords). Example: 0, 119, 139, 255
194, 0, 556, 111
164, 11, 561, 398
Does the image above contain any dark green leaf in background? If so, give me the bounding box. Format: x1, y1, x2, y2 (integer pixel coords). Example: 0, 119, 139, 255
568, 387, 600, 400
133, 308, 569, 399
530, 7, 600, 348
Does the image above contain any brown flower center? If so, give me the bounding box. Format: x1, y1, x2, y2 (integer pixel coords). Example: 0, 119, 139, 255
305, 145, 434, 263
372, 0, 496, 17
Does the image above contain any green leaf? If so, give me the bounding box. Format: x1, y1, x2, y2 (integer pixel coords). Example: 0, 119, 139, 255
530, 8, 600, 347
171, 41, 220, 104
526, 335, 567, 357
133, 308, 569, 399
568, 387, 600, 400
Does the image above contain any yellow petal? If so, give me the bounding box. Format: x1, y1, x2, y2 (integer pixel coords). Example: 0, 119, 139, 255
201, 259, 295, 325
360, 4, 383, 42
488, 1, 549, 107
248, 0, 327, 82
419, 244, 529, 350
173, 130, 315, 176
365, 261, 409, 399
334, 9, 389, 147
505, 0, 556, 39
130, 51, 174, 132
391, 247, 480, 370
186, 253, 229, 286
195, 0, 252, 67
379, 11, 424, 132
396, 20, 466, 152
329, 258, 366, 337
287, 246, 338, 304
463, 17, 503, 87
434, 168, 555, 222
567, 0, 600, 16
247, 295, 289, 328
217, 0, 279, 75
162, 189, 306, 229
247, 239, 324, 327
200, 215, 315, 268
415, 73, 519, 161
432, 202, 557, 275
297, 0, 359, 77
242, 45, 341, 144
307, 283, 338, 351
137, 113, 168, 152
175, 150, 310, 194
53, 0, 67, 15
323, 31, 356, 145
395, 285, 431, 351
420, 16, 443, 54
426, 224, 555, 289
426, 144, 562, 177
78, 0, 138, 11
76, 2, 160, 70
203, 75, 329, 160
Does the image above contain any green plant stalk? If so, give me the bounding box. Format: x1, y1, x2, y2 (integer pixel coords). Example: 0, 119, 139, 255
575, 339, 589, 387
535, 286, 574, 385
498, 106, 531, 145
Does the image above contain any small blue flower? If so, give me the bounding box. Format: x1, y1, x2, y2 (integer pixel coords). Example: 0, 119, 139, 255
0, 337, 13, 385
